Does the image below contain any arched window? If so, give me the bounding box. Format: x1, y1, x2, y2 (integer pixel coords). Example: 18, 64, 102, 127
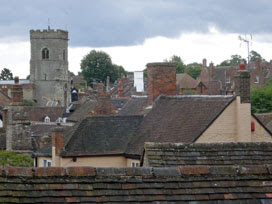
44, 116, 50, 123
42, 48, 49, 59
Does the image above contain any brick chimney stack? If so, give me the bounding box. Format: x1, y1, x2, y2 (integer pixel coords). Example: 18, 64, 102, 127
202, 58, 207, 68
235, 64, 250, 103
117, 78, 124, 97
147, 62, 176, 105
11, 76, 23, 106
52, 125, 65, 167
256, 58, 261, 71
209, 62, 214, 80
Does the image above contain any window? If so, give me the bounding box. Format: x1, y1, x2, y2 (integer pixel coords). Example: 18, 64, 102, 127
254, 76, 260, 84
43, 159, 52, 167
42, 48, 49, 59
226, 76, 230, 84
63, 49, 66, 60
44, 116, 50, 123
131, 161, 139, 167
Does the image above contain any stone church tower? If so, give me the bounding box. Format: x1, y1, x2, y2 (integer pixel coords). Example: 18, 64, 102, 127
30, 29, 70, 107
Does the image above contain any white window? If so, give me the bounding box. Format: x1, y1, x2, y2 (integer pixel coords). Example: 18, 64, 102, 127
44, 116, 50, 123
254, 76, 260, 84
43, 159, 52, 167
226, 76, 230, 84
131, 161, 139, 167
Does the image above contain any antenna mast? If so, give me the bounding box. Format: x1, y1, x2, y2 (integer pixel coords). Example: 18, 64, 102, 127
238, 34, 253, 66
47, 18, 50, 30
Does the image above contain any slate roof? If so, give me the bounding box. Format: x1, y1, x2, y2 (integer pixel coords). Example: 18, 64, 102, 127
27, 107, 66, 122
62, 115, 143, 157
203, 81, 222, 95
255, 113, 272, 126
143, 142, 272, 167
117, 96, 149, 116
110, 97, 129, 109
176, 73, 198, 89
2, 166, 272, 203
126, 95, 235, 155
31, 124, 69, 157
66, 99, 98, 122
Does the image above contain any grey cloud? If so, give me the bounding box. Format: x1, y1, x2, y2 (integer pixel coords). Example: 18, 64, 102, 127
0, 0, 271, 46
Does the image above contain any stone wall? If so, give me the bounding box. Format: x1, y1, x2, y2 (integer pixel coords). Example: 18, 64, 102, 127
30, 29, 70, 107
6, 106, 31, 153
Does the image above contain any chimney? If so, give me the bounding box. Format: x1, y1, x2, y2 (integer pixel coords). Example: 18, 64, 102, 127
202, 58, 207, 68
209, 62, 214, 80
106, 76, 110, 92
235, 64, 250, 103
117, 78, 124, 97
147, 62, 176, 105
256, 58, 261, 70
97, 81, 105, 93
52, 124, 65, 167
235, 63, 251, 142
11, 77, 23, 106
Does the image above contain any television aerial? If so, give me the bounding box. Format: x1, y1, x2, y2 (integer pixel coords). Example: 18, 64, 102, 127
238, 34, 253, 65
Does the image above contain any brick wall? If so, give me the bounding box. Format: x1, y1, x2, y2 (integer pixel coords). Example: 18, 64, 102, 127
235, 69, 250, 103
147, 63, 176, 105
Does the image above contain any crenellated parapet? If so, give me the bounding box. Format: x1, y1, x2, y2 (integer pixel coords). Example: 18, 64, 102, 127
30, 29, 68, 40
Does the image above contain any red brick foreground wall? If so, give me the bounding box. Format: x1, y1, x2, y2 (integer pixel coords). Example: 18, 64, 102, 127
1, 165, 272, 203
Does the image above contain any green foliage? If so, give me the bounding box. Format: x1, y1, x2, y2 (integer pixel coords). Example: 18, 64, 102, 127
23, 99, 34, 106
185, 63, 202, 79
250, 50, 263, 62
251, 81, 272, 113
0, 68, 13, 80
219, 55, 245, 66
80, 50, 127, 86
0, 150, 33, 167
168, 55, 186, 73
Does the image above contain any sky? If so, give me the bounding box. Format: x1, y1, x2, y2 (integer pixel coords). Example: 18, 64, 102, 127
1, 0, 272, 78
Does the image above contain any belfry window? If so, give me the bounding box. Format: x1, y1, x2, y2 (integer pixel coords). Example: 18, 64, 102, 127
42, 48, 49, 59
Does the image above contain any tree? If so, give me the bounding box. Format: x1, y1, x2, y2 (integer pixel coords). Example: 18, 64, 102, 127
0, 68, 13, 80
250, 50, 263, 62
80, 50, 127, 86
168, 55, 186, 73
251, 80, 272, 113
185, 63, 202, 79
0, 150, 33, 167
219, 55, 245, 66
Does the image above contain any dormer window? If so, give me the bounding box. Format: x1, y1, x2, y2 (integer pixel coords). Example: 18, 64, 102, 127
226, 76, 230, 84
254, 76, 260, 84
42, 48, 49, 59
44, 116, 50, 123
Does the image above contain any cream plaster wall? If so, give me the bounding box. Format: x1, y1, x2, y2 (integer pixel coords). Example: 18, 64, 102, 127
196, 97, 272, 143
59, 156, 129, 167
37, 157, 52, 167
196, 98, 238, 143
251, 117, 272, 142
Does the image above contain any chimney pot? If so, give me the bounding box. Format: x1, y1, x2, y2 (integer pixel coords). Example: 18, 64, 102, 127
239, 64, 246, 71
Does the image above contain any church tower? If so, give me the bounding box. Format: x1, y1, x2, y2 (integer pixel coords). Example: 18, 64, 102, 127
30, 28, 70, 107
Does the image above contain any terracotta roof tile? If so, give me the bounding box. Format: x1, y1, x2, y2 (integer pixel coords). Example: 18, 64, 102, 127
126, 95, 235, 155
2, 166, 272, 202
